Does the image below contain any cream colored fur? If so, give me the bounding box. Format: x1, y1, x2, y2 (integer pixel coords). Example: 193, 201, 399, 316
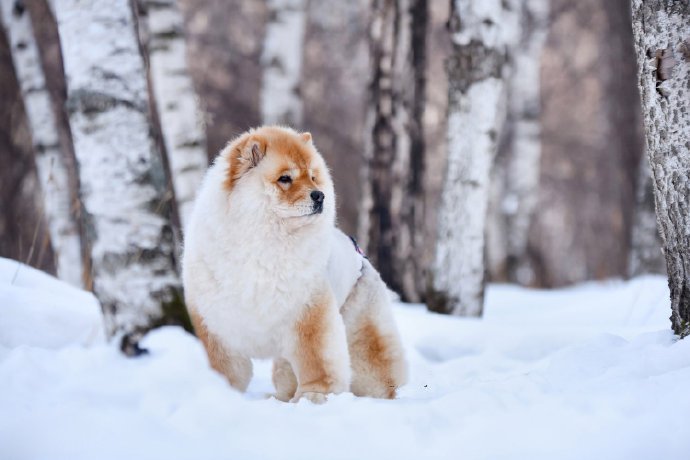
183, 126, 407, 403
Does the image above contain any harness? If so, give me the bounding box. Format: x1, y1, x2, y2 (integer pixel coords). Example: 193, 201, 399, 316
348, 235, 367, 258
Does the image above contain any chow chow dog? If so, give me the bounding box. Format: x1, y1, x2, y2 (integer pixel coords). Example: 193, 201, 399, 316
183, 126, 407, 403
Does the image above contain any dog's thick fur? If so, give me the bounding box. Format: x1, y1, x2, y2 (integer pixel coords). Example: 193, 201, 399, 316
183, 126, 407, 403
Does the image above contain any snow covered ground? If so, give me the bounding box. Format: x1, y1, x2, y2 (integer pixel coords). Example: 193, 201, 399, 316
1, 256, 689, 460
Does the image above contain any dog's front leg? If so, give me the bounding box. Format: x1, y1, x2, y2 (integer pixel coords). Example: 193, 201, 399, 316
286, 286, 351, 404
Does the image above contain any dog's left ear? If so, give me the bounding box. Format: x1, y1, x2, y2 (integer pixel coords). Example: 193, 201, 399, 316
301, 132, 312, 144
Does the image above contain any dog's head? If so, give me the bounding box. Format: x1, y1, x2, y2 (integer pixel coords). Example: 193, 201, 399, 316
222, 126, 335, 226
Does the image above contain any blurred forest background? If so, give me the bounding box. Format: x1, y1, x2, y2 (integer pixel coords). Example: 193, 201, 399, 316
0, 0, 673, 337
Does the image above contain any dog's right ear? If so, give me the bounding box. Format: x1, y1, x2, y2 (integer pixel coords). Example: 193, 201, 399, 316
224, 134, 267, 191
237, 136, 267, 169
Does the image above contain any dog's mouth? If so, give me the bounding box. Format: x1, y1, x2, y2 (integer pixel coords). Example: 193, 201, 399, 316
288, 208, 322, 219
298, 209, 322, 218
282, 201, 324, 220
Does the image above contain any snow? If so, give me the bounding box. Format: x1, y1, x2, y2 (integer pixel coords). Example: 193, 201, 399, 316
2, 256, 689, 459
0, 259, 103, 349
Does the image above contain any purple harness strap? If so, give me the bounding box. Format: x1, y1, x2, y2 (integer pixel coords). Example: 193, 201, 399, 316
348, 235, 367, 258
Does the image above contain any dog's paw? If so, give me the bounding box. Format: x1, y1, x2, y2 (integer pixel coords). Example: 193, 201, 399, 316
290, 391, 328, 404
273, 392, 294, 403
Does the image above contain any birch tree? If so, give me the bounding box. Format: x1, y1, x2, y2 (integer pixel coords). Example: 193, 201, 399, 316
54, 0, 187, 347
358, 0, 427, 302
0, 23, 55, 273
486, 0, 549, 286
1, 0, 82, 286
631, 0, 690, 337
261, 0, 306, 126
427, 0, 514, 316
138, 0, 207, 227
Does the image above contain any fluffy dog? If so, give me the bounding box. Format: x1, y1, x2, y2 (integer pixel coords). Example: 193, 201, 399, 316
183, 126, 407, 403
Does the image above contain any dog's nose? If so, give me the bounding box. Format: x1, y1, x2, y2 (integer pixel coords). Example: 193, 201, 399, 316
310, 190, 324, 203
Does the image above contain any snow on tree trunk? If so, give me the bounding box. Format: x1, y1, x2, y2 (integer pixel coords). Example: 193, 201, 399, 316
427, 0, 515, 316
261, 0, 306, 126
138, 0, 207, 227
631, 0, 690, 337
628, 151, 666, 276
1, 0, 82, 287
358, 0, 427, 302
54, 0, 187, 342
486, 0, 548, 286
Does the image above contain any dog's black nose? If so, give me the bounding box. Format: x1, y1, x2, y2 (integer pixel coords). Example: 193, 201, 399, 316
310, 190, 324, 203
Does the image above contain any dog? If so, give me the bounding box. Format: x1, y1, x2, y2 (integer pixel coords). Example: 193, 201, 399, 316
182, 126, 407, 403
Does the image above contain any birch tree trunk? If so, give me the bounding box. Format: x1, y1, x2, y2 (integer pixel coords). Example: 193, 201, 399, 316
427, 0, 514, 316
631, 0, 690, 337
419, 0, 451, 298
54, 0, 187, 344
358, 0, 427, 302
138, 0, 207, 227
0, 21, 55, 273
261, 0, 306, 126
486, 0, 549, 286
1, 0, 82, 286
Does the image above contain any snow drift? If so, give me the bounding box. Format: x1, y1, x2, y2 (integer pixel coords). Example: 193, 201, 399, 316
1, 257, 688, 460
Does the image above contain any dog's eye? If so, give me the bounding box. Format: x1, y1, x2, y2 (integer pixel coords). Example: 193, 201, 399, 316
278, 175, 292, 184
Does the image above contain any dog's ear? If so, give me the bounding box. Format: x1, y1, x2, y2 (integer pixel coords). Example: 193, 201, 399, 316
301, 132, 312, 144
237, 135, 267, 169
224, 134, 267, 191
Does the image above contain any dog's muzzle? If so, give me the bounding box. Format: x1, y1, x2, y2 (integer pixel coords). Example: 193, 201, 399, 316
311, 190, 324, 214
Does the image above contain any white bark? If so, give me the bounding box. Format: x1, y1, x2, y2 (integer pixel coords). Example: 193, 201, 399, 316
261, 0, 306, 126
486, 0, 549, 285
0, 0, 82, 287
139, 0, 207, 227
631, 0, 690, 336
428, 0, 515, 316
358, 0, 427, 302
54, 0, 184, 338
